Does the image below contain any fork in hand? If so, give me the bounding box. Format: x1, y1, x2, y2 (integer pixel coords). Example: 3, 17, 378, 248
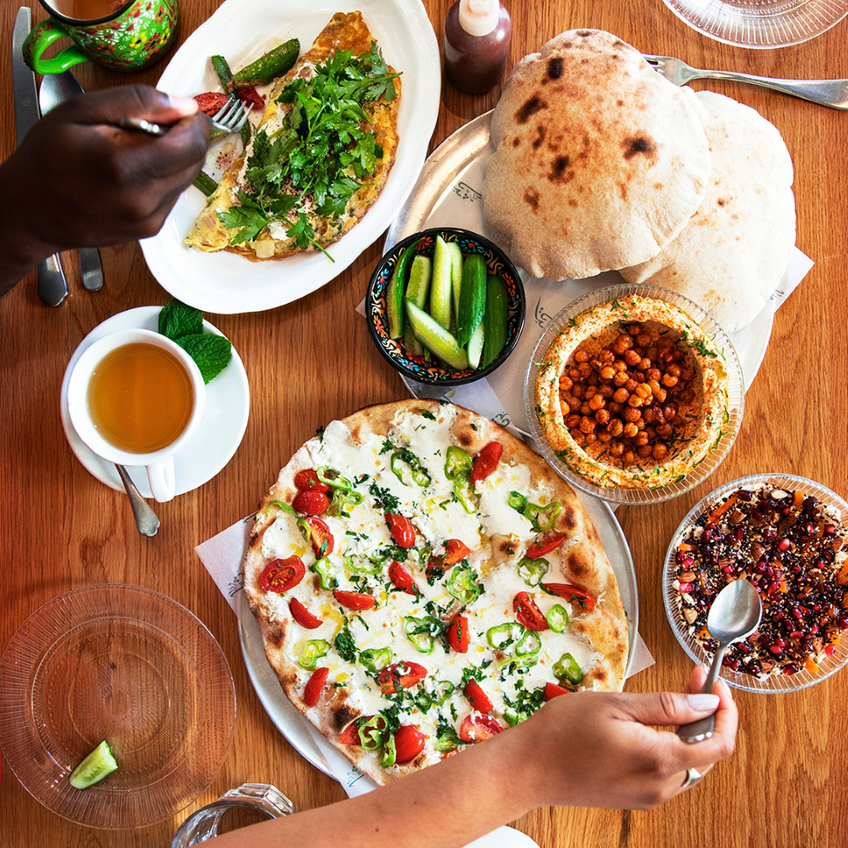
118, 97, 254, 137
642, 53, 848, 110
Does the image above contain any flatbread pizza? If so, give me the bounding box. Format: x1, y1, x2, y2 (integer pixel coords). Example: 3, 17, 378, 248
242, 400, 628, 785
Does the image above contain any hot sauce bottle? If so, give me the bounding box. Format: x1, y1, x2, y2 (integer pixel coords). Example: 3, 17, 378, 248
444, 0, 512, 94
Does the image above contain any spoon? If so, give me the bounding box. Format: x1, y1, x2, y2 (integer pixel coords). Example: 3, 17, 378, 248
38, 71, 104, 292
677, 579, 762, 743
115, 465, 160, 537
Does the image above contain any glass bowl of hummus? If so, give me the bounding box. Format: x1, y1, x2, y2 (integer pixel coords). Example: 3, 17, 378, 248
663, 473, 848, 693
524, 283, 744, 504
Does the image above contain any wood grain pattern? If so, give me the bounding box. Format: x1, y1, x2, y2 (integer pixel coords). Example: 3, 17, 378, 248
1, 1, 846, 846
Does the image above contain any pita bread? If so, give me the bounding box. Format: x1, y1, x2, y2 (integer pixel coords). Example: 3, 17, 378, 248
620, 91, 796, 332
481, 29, 711, 281
243, 400, 628, 785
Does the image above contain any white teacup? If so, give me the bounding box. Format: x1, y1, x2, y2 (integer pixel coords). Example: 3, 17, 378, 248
67, 329, 206, 502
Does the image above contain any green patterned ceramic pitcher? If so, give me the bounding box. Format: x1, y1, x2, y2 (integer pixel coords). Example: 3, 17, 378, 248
23, 0, 179, 74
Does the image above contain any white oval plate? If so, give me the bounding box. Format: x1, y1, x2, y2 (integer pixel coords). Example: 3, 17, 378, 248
60, 307, 250, 498
141, 0, 440, 314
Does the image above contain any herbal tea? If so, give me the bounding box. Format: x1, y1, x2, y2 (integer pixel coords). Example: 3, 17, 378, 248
87, 342, 194, 454
47, 0, 127, 21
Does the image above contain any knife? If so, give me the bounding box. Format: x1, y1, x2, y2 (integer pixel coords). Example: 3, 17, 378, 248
39, 71, 104, 292
12, 7, 69, 307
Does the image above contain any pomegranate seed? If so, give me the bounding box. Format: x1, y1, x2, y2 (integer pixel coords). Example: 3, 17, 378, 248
825, 645, 836, 655
769, 645, 783, 655
789, 631, 803, 638
777, 538, 791, 551
824, 525, 837, 535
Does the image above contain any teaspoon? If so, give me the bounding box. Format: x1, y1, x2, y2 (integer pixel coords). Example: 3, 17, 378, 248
115, 464, 160, 537
677, 579, 762, 743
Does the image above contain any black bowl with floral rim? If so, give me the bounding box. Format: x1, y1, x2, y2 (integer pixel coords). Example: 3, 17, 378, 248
366, 228, 525, 385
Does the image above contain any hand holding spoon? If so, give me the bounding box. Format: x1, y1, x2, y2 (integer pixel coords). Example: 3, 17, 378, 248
677, 579, 762, 743
116, 464, 160, 537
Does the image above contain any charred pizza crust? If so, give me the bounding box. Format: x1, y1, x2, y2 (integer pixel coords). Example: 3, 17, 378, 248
243, 400, 628, 784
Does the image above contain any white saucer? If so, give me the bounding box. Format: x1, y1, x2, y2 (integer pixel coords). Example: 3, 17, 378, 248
60, 307, 250, 498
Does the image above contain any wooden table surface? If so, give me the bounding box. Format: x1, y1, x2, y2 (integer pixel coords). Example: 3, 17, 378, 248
1, 1, 846, 846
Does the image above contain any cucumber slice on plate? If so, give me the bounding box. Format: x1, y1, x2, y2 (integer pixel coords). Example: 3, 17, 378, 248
405, 299, 468, 371
430, 236, 453, 330
403, 255, 432, 356
467, 320, 485, 370
447, 242, 463, 319
482, 275, 508, 368
456, 254, 487, 348
69, 740, 118, 789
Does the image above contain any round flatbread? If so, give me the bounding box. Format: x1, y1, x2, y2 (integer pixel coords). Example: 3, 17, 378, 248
620, 91, 796, 332
482, 29, 710, 281
242, 400, 628, 785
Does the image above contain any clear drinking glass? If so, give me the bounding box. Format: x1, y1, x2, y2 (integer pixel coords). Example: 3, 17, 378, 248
171, 784, 294, 846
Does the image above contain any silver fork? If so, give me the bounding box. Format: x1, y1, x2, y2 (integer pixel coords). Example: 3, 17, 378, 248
642, 54, 848, 110
118, 98, 254, 137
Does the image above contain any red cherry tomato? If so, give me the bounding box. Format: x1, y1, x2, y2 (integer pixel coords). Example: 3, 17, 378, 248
443, 539, 471, 564
303, 667, 329, 707
470, 442, 504, 485
302, 516, 334, 558
446, 614, 469, 653
513, 592, 549, 632
459, 714, 504, 742
465, 678, 493, 713
385, 513, 416, 548
289, 597, 323, 629
526, 533, 567, 559
294, 468, 330, 493
260, 557, 306, 593
541, 583, 597, 612
388, 561, 418, 595
235, 85, 265, 109
394, 725, 426, 764
544, 682, 570, 700
378, 661, 428, 695
333, 589, 376, 611
292, 489, 330, 515
193, 92, 230, 115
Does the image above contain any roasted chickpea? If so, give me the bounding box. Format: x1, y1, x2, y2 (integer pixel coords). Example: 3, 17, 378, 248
663, 405, 678, 422
623, 406, 641, 423
662, 373, 678, 388
612, 334, 633, 354
600, 365, 616, 381
609, 441, 625, 458
572, 384, 585, 399
607, 418, 624, 437
654, 386, 668, 404
584, 385, 597, 399
580, 403, 592, 416
623, 378, 638, 394
568, 368, 582, 380
574, 349, 590, 363
635, 383, 652, 400
634, 432, 650, 447
636, 333, 652, 349
578, 362, 592, 378
637, 357, 651, 371
597, 431, 613, 443
598, 384, 614, 398
627, 394, 644, 409
594, 408, 610, 425
623, 421, 638, 439
637, 445, 653, 458
565, 413, 581, 429
579, 417, 596, 434
589, 394, 605, 411
614, 359, 628, 372
567, 396, 582, 412
559, 375, 573, 391
624, 349, 641, 366
571, 429, 585, 447
656, 423, 674, 438
622, 450, 636, 465
667, 363, 681, 377
613, 371, 629, 387
678, 388, 696, 403
583, 433, 597, 446
652, 444, 669, 461
612, 387, 630, 404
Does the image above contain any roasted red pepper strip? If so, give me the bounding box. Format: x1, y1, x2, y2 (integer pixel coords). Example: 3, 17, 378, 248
303, 667, 329, 707
289, 597, 323, 629
526, 533, 567, 559
260, 557, 305, 593
470, 442, 503, 485
513, 591, 549, 632
541, 582, 597, 612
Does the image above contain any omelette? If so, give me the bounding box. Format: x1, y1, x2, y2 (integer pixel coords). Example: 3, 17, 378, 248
186, 12, 401, 261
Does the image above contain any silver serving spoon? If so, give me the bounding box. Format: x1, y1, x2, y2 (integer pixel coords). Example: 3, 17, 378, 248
38, 71, 104, 292
677, 579, 762, 743
115, 464, 160, 537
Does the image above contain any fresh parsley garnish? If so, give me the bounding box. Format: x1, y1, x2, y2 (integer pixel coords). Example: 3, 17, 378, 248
334, 626, 357, 663
219, 42, 399, 254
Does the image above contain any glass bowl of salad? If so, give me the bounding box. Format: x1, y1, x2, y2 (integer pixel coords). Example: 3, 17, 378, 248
366, 227, 525, 385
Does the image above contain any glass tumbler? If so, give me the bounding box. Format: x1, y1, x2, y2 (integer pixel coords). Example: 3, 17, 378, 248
172, 783, 294, 846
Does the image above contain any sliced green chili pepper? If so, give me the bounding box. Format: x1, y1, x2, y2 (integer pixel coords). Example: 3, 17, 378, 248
486, 622, 524, 649
446, 565, 483, 604
327, 488, 363, 518
507, 491, 527, 511
414, 691, 433, 711
379, 733, 397, 768
526, 501, 563, 532
266, 500, 298, 516
391, 449, 431, 487
517, 556, 549, 587
431, 680, 455, 705
515, 629, 542, 657
453, 477, 477, 514
503, 709, 522, 728
546, 603, 569, 633
444, 446, 472, 480
358, 714, 389, 750
316, 467, 355, 492
310, 558, 337, 590
344, 554, 382, 575
360, 647, 393, 673
299, 639, 329, 669
435, 727, 461, 753
553, 652, 584, 685
404, 615, 444, 654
